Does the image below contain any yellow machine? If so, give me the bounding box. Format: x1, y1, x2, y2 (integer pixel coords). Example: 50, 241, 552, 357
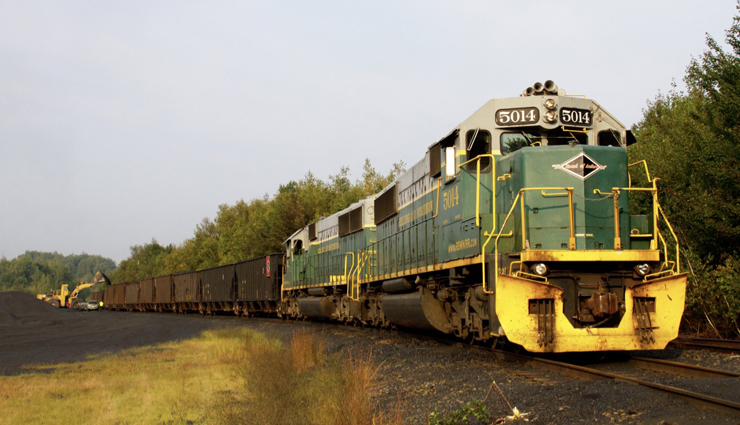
43, 282, 94, 309
39, 271, 109, 309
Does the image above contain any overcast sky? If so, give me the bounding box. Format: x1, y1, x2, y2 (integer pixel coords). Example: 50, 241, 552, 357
1, 1, 736, 264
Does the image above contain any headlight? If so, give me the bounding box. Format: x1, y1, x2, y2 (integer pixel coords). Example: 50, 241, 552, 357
544, 98, 557, 110
544, 110, 557, 123
531, 263, 549, 276
634, 263, 651, 277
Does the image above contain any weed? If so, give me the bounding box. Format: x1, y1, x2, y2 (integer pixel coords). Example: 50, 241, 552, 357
427, 381, 527, 425
428, 400, 494, 425
218, 330, 405, 425
291, 328, 325, 373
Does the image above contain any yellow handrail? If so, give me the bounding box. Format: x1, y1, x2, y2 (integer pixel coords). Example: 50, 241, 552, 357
628, 160, 654, 187
350, 252, 365, 301
657, 203, 681, 272
343, 252, 355, 294
433, 178, 441, 218
458, 154, 496, 228
594, 179, 680, 273
482, 187, 575, 294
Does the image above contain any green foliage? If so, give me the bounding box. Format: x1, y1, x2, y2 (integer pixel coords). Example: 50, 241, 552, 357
631, 5, 740, 337
0, 251, 116, 294
682, 250, 740, 336
110, 160, 405, 282
428, 400, 494, 425
108, 240, 174, 283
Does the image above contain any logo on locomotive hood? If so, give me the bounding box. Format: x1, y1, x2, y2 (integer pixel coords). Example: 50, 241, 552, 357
552, 153, 607, 180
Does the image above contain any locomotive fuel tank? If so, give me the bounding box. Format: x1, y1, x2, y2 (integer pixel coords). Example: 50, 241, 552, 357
381, 287, 452, 333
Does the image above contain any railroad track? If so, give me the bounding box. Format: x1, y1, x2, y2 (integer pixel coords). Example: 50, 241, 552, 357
196, 314, 740, 418
373, 326, 740, 417
492, 350, 740, 417
671, 337, 740, 355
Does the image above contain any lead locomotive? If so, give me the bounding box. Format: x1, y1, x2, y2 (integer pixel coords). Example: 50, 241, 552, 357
282, 81, 687, 353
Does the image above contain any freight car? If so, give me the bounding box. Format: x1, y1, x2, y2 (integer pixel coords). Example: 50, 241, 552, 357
103, 254, 283, 316
101, 82, 687, 354
281, 81, 687, 353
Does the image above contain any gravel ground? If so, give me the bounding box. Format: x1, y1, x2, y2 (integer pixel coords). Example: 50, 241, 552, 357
2, 291, 740, 424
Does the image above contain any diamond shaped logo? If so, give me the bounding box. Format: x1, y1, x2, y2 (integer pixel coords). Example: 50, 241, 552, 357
552, 153, 607, 180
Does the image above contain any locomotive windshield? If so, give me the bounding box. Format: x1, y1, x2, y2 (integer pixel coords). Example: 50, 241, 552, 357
500, 131, 541, 155
500, 128, 589, 155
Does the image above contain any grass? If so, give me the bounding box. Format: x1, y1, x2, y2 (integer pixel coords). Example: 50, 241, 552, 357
0, 328, 248, 424
0, 328, 405, 425
218, 329, 404, 425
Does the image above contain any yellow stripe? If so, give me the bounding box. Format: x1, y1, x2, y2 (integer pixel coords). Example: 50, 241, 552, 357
520, 250, 660, 262
286, 255, 483, 290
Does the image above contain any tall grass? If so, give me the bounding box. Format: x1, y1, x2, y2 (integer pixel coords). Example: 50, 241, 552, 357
218, 329, 403, 425
0, 328, 404, 425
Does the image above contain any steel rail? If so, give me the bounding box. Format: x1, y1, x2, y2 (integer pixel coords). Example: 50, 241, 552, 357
670, 337, 740, 355
491, 350, 740, 417
260, 320, 740, 417
629, 356, 740, 379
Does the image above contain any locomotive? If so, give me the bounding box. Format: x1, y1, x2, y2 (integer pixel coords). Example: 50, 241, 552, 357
281, 81, 687, 353
102, 81, 687, 354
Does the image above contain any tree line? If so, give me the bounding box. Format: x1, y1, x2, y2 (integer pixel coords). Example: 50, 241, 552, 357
107, 160, 405, 284
0, 251, 116, 295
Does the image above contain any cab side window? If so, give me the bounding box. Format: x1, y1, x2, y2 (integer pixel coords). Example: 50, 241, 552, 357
466, 129, 492, 171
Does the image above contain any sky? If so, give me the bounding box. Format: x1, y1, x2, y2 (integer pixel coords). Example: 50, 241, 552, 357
1, 1, 736, 264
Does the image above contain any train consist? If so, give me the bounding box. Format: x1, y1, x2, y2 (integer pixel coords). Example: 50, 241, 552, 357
102, 81, 687, 353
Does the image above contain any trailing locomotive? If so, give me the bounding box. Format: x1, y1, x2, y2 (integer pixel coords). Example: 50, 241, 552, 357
281, 81, 687, 353
101, 82, 687, 354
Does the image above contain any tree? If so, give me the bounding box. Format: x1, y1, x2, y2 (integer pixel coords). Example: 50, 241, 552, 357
109, 240, 173, 283
630, 6, 740, 337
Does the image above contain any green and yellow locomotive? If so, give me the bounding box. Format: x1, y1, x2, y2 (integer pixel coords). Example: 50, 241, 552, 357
282, 81, 687, 353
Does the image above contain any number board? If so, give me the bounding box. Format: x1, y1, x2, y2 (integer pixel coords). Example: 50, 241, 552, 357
495, 107, 539, 126
560, 108, 592, 127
